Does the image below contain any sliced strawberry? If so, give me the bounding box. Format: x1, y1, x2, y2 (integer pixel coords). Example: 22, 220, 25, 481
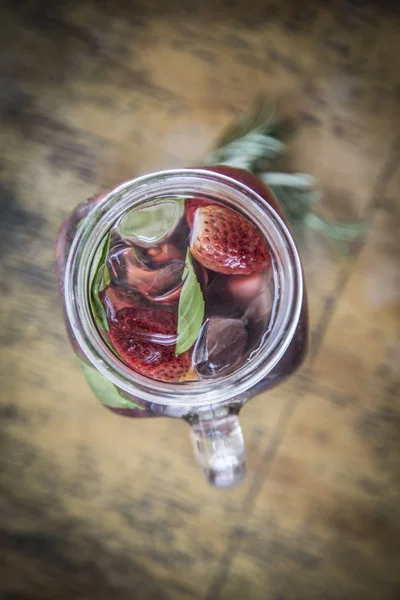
109, 307, 190, 383
190, 205, 271, 275
186, 198, 212, 228
185, 198, 225, 228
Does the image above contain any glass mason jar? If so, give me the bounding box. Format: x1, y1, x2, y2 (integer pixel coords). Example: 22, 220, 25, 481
57, 167, 308, 488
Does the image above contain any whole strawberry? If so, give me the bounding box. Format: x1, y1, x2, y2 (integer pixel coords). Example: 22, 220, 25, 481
190, 205, 271, 275
109, 307, 190, 383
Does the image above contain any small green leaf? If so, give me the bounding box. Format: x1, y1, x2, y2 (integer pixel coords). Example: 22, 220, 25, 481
80, 360, 145, 410
117, 197, 184, 247
89, 231, 111, 331
176, 250, 205, 355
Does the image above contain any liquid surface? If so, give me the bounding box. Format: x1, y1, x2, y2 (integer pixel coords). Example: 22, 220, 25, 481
89, 196, 277, 383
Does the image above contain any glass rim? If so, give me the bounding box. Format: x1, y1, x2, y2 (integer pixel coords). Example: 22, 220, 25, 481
64, 168, 303, 409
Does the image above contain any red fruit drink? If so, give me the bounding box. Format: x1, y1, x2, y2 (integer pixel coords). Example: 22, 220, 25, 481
57, 168, 307, 486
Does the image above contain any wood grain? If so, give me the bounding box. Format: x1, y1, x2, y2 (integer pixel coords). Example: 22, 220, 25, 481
1, 1, 399, 599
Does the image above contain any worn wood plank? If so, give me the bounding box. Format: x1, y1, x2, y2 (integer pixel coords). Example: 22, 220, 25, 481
1, 1, 399, 599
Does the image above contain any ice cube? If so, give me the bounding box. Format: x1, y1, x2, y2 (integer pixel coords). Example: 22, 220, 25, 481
146, 261, 184, 303
243, 269, 275, 326
226, 271, 271, 309
116, 198, 185, 248
100, 286, 147, 321
242, 270, 276, 356
203, 274, 242, 319
193, 317, 247, 378
140, 241, 185, 266
107, 242, 184, 303
225, 269, 275, 324
224, 268, 276, 358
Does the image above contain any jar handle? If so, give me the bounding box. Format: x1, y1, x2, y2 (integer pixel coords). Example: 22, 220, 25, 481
189, 412, 246, 488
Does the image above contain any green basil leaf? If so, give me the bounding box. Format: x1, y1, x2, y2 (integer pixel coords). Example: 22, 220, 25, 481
176, 250, 205, 355
117, 197, 184, 247
80, 360, 145, 410
99, 264, 111, 291
89, 231, 111, 331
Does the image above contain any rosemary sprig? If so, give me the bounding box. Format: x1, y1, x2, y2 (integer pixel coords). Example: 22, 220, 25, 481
211, 98, 278, 149
204, 100, 284, 170
203, 99, 364, 248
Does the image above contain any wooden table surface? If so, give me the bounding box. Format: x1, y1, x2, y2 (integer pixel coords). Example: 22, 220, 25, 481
1, 1, 399, 599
